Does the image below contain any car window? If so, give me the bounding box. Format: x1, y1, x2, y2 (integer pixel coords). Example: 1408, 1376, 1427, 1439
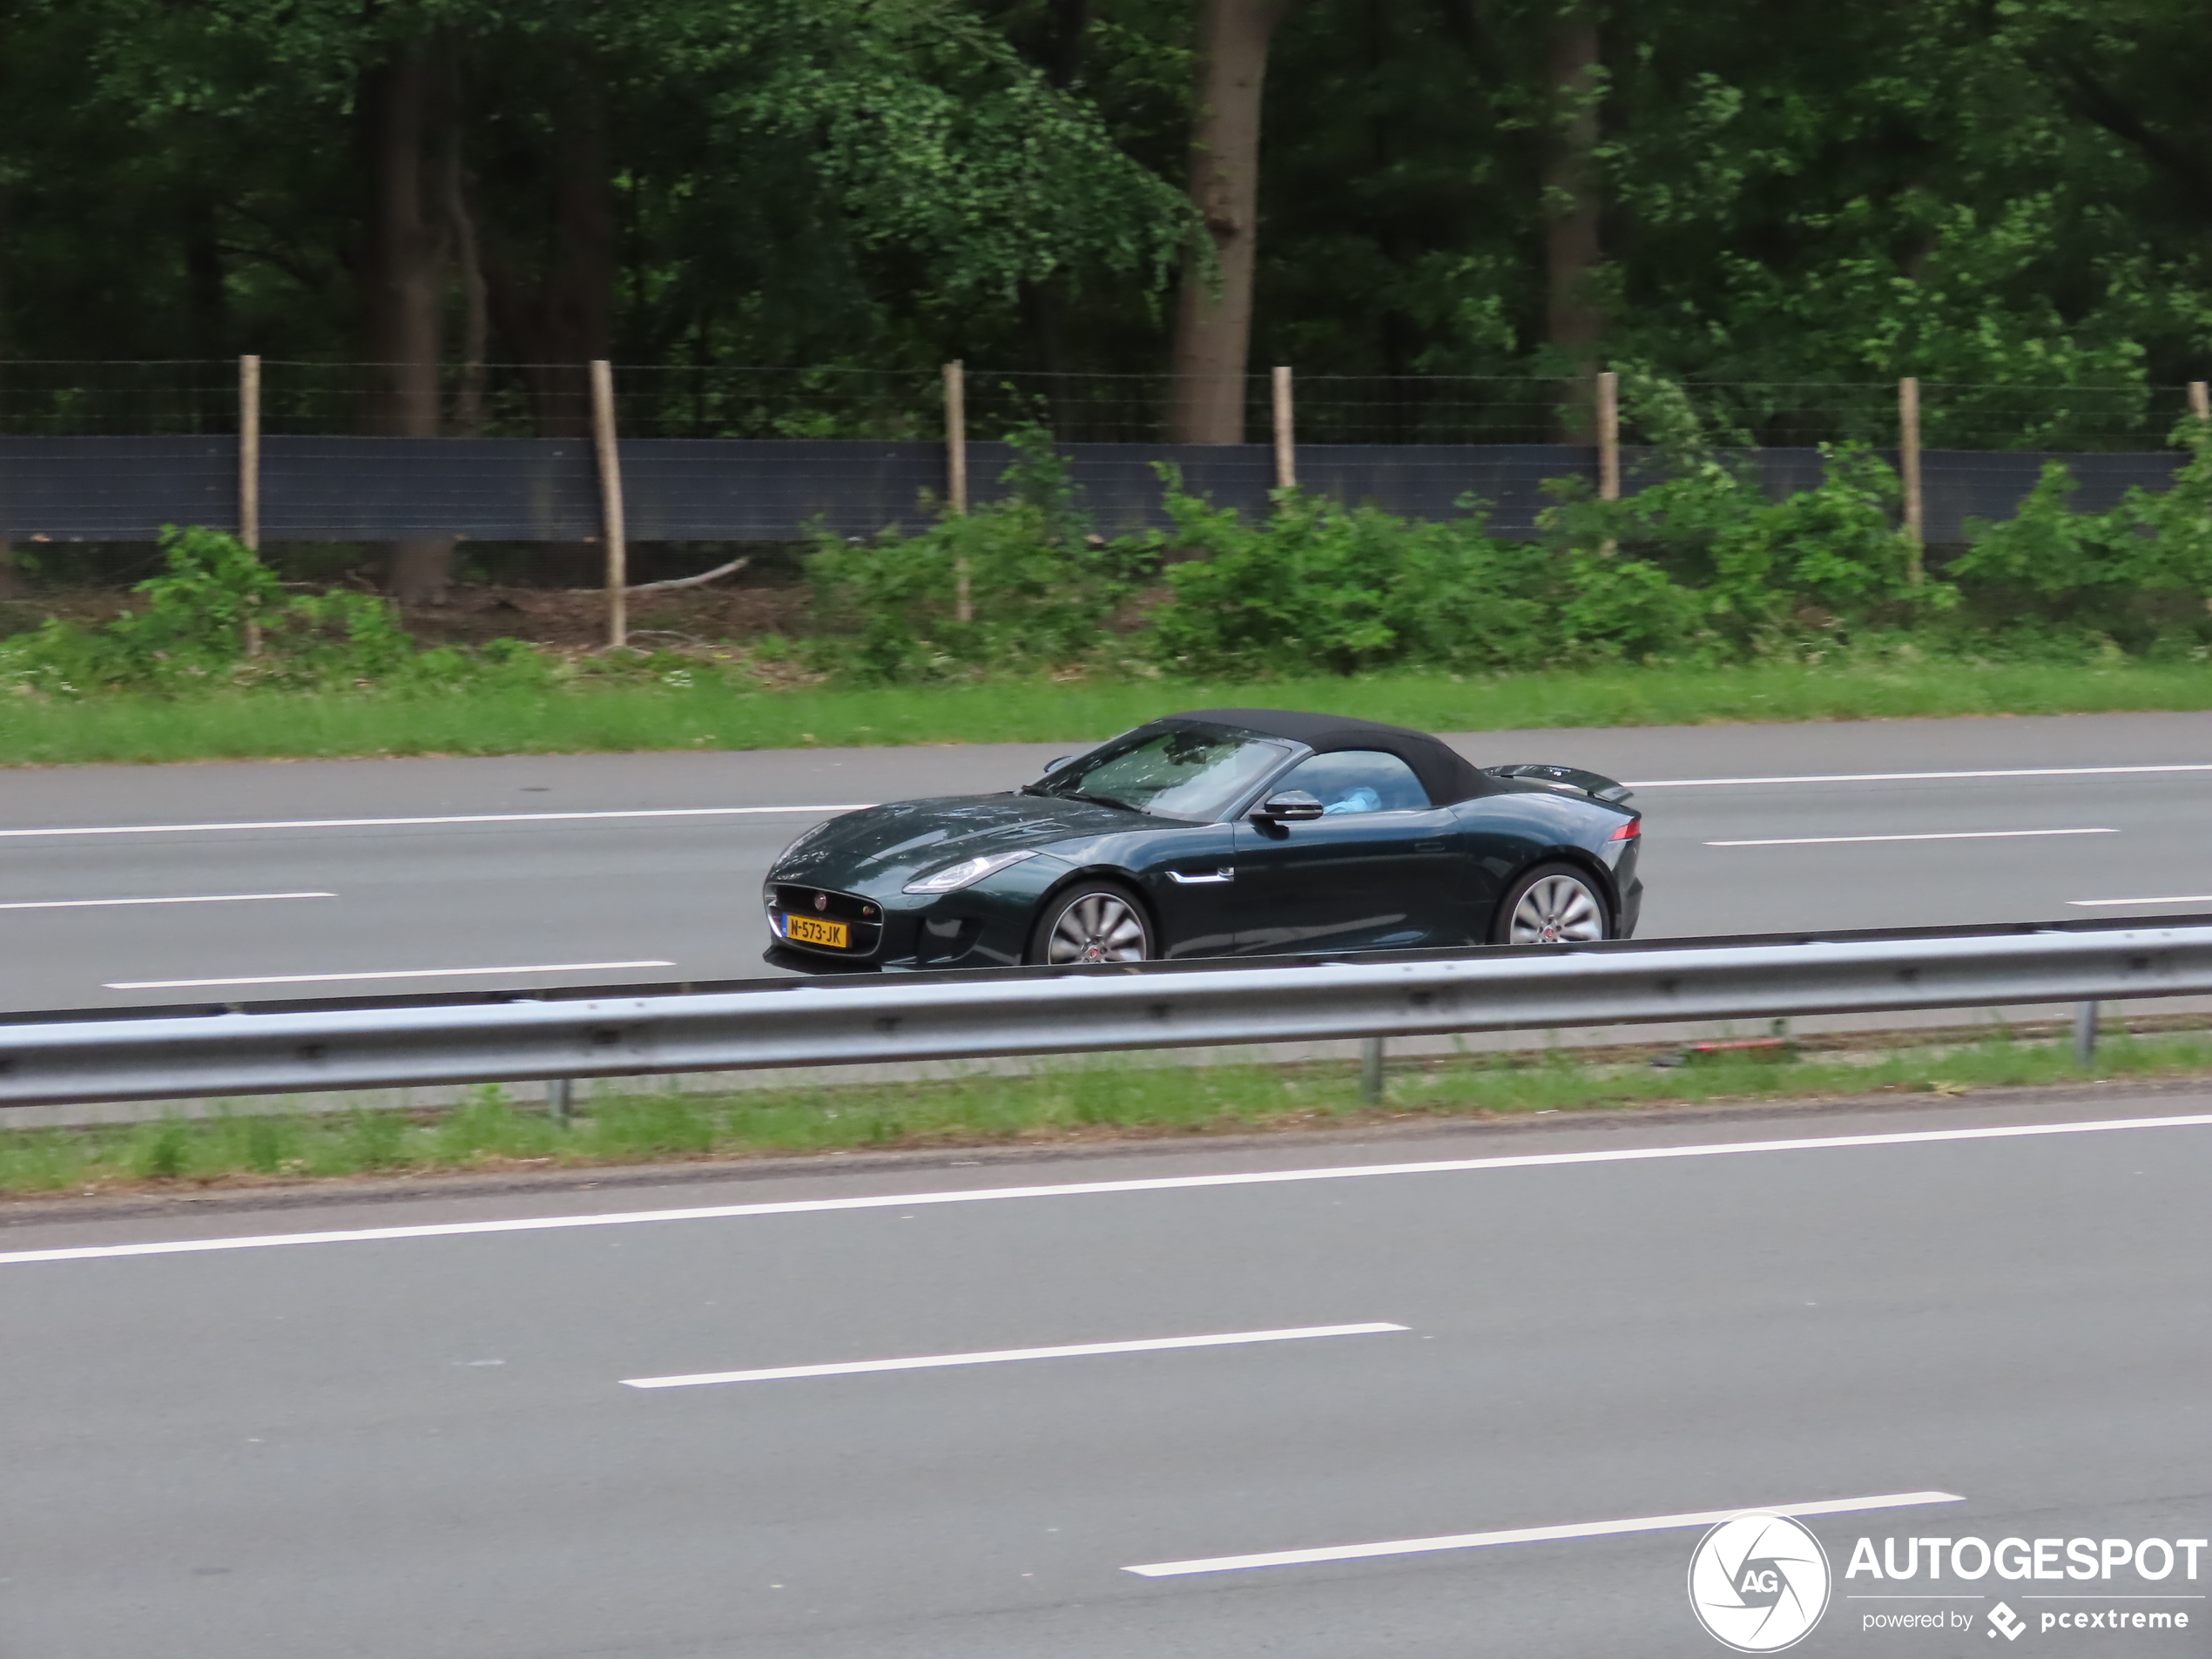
1029, 725, 1291, 821
1278, 750, 1431, 814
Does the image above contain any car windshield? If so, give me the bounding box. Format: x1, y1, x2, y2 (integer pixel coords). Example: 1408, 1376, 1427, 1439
1028, 724, 1290, 821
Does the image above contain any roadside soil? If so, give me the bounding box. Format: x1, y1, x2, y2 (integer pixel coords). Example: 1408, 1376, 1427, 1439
0, 577, 814, 652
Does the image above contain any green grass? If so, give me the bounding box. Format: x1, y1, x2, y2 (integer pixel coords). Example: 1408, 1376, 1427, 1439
7, 1028, 2209, 1200
7, 657, 2212, 765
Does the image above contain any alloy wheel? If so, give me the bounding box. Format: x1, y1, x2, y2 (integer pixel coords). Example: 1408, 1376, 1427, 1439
1507, 873, 1605, 945
1047, 892, 1150, 963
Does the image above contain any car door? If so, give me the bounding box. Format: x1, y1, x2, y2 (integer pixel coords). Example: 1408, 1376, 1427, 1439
1120, 822, 1244, 958
1231, 750, 1470, 954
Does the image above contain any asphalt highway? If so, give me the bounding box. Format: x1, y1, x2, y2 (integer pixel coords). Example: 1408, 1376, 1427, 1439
3, 710, 2212, 1011
1, 1093, 2206, 1657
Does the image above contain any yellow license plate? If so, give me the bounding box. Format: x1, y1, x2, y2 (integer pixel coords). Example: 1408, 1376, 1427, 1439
786, 914, 849, 948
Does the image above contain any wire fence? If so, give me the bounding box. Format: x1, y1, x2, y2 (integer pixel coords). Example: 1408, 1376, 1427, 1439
1678, 380, 2205, 453
0, 360, 2204, 449
1, 361, 2205, 597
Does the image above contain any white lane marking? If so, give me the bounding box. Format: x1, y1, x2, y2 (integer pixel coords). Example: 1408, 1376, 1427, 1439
624, 1323, 1407, 1390
104, 960, 672, 990
3, 762, 2202, 840
2068, 895, 2212, 907
1123, 1490, 1966, 1577
1627, 764, 2212, 788
0, 806, 873, 840
3, 1110, 2206, 1269
1708, 828, 2116, 847
0, 892, 334, 912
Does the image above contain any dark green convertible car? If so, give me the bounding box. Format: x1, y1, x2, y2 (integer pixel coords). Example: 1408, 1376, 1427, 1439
762, 708, 1642, 972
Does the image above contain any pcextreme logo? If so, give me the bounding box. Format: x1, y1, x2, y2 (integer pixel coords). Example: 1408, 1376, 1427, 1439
1689, 1513, 1833, 1652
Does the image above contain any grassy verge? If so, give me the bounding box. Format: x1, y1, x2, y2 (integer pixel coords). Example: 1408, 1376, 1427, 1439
10, 1027, 2209, 1201
7, 658, 2212, 765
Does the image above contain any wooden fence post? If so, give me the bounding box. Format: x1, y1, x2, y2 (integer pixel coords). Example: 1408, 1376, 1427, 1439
239, 354, 262, 551
1271, 366, 1297, 492
943, 360, 971, 624
589, 359, 628, 650
2191, 381, 2210, 424
1899, 375, 1924, 585
1595, 368, 1620, 502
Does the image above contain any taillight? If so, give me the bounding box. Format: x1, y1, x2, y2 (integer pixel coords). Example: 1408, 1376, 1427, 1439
1609, 818, 1641, 840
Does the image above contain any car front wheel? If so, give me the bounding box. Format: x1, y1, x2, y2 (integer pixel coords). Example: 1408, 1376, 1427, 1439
1029, 881, 1154, 965
1493, 862, 1610, 946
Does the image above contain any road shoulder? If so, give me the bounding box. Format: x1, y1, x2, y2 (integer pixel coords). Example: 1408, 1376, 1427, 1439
4, 1073, 2207, 1251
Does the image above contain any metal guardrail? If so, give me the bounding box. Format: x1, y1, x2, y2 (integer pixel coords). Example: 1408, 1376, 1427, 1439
5, 915, 2212, 1110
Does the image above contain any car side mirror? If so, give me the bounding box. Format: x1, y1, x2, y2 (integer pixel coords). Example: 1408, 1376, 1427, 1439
1041, 755, 1076, 773
1253, 789, 1325, 823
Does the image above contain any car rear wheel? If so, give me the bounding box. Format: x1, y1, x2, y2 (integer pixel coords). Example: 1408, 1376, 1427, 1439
1493, 862, 1610, 945
1029, 882, 1153, 965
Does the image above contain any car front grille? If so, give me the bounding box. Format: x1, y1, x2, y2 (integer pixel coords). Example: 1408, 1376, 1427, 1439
770, 884, 886, 956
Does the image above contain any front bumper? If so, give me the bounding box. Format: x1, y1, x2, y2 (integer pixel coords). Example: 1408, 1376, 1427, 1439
764, 867, 1055, 972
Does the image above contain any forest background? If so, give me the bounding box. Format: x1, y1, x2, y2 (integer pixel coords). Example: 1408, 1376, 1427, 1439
12, 0, 2212, 408
3, 0, 2212, 748
7, 0, 2207, 450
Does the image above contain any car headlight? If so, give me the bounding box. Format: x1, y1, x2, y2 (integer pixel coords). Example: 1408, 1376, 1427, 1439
902, 848, 1040, 894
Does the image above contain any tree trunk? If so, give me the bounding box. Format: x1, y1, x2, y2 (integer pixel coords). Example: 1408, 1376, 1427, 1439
184, 192, 227, 361
481, 64, 615, 583
1544, 7, 1603, 439
1169, 0, 1287, 445
359, 33, 455, 604
0, 183, 25, 597
442, 115, 489, 438
482, 71, 612, 437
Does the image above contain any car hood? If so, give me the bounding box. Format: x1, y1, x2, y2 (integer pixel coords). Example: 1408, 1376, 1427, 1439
770, 792, 1155, 892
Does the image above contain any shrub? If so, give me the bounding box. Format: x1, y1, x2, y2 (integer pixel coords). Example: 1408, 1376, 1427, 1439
1949, 419, 2212, 654
1147, 481, 1554, 674
1542, 374, 1938, 656
806, 428, 1153, 681
0, 525, 560, 696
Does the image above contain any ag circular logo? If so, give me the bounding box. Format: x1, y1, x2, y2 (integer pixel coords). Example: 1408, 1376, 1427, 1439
1687, 1513, 1831, 1652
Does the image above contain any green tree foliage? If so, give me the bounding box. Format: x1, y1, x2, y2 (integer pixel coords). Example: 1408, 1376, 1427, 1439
4, 0, 2208, 395
12, 0, 1186, 373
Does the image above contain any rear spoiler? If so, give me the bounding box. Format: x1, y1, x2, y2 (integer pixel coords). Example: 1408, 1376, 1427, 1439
1484, 763, 1635, 806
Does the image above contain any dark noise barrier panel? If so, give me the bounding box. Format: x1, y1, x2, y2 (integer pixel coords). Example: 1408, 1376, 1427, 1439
0, 436, 2188, 544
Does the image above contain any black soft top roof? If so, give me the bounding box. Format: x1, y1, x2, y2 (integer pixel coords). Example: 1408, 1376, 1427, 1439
1165, 707, 1492, 806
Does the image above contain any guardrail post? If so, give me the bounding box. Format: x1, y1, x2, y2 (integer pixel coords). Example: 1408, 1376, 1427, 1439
547, 1077, 573, 1126
2072, 1001, 2099, 1069
1359, 1035, 1385, 1102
